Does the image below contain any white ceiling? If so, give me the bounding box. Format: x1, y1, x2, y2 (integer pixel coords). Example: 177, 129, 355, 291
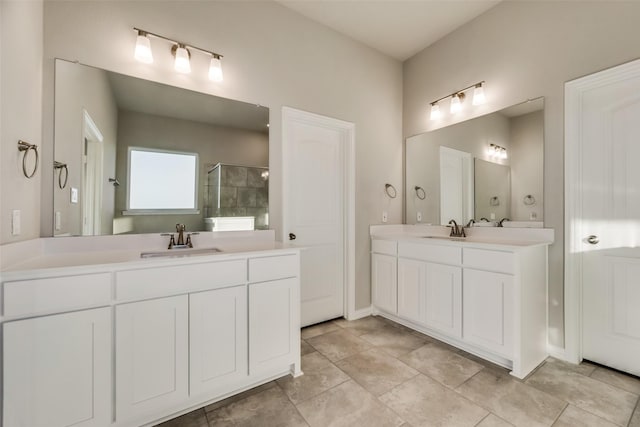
276, 0, 501, 61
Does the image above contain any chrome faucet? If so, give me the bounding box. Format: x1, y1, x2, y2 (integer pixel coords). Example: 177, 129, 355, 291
498, 218, 510, 227
448, 219, 466, 238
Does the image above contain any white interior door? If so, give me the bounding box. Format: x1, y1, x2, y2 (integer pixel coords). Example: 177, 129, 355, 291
82, 110, 104, 236
566, 59, 640, 376
283, 107, 353, 327
440, 146, 473, 225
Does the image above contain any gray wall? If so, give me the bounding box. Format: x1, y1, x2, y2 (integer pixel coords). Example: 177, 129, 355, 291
403, 1, 640, 347
42, 1, 403, 310
1, 0, 43, 243
509, 111, 543, 222
114, 110, 268, 234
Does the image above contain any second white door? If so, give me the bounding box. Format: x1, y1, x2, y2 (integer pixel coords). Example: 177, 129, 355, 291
283, 107, 353, 327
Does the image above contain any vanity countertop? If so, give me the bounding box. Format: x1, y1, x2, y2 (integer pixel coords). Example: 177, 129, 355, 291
370, 224, 554, 250
0, 231, 300, 278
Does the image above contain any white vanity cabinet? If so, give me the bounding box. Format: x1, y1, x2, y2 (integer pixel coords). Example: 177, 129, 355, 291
371, 237, 548, 378
3, 307, 112, 427
115, 295, 189, 422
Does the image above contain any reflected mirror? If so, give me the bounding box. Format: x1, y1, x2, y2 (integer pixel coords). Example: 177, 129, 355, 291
53, 59, 269, 236
406, 97, 544, 227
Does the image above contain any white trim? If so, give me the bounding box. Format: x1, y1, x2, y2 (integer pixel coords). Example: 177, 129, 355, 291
564, 58, 640, 365
281, 107, 356, 323
347, 306, 372, 321
82, 109, 104, 143
547, 343, 568, 361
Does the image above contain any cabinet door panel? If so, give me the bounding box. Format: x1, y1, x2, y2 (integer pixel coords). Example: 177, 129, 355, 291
190, 286, 248, 396
3, 308, 111, 427
372, 253, 397, 314
425, 263, 462, 337
116, 295, 188, 422
398, 258, 426, 324
463, 269, 514, 357
249, 278, 297, 374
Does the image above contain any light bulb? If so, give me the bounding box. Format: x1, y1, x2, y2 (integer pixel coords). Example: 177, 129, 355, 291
473, 84, 486, 106
450, 94, 462, 114
208, 56, 223, 82
430, 103, 441, 120
134, 31, 153, 64
501, 148, 508, 159
174, 45, 191, 74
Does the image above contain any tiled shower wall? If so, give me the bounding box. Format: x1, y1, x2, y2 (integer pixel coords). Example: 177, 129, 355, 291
205, 164, 269, 229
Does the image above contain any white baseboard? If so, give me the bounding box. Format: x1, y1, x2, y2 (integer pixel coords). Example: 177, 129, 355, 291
547, 343, 568, 361
347, 306, 372, 320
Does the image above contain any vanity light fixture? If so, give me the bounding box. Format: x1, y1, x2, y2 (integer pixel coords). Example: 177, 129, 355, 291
133, 27, 224, 82
429, 81, 486, 121
488, 143, 507, 159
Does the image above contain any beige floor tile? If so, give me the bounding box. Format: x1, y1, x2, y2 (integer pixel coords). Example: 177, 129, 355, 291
476, 413, 514, 427
457, 369, 566, 427
204, 381, 278, 412
306, 329, 371, 361
155, 408, 209, 427
359, 324, 427, 358
630, 401, 640, 427
552, 405, 618, 427
276, 352, 350, 404
333, 316, 390, 336
399, 343, 484, 388
589, 366, 640, 395
335, 348, 419, 396
543, 357, 597, 376
206, 386, 308, 427
301, 321, 340, 340
301, 340, 316, 356
526, 361, 637, 426
379, 374, 488, 426
296, 380, 405, 427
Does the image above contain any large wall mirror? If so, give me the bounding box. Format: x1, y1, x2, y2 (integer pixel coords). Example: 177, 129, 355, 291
53, 59, 269, 236
406, 97, 544, 227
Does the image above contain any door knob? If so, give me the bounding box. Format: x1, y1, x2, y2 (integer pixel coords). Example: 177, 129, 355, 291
586, 235, 599, 245
289, 233, 296, 241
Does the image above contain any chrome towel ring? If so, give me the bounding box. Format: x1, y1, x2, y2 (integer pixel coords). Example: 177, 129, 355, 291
523, 194, 536, 206
414, 186, 426, 200
54, 161, 69, 189
384, 183, 397, 199
18, 140, 39, 178
489, 196, 500, 206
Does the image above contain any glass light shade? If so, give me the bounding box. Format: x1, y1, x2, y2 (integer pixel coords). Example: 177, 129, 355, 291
174, 46, 191, 74
208, 56, 223, 82
134, 34, 153, 64
473, 84, 486, 105
430, 103, 441, 120
501, 148, 508, 159
450, 94, 462, 114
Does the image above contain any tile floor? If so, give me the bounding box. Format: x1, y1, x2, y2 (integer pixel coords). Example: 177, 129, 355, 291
157, 316, 640, 427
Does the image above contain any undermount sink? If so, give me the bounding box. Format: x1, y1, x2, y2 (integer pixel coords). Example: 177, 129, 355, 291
422, 236, 466, 241
140, 247, 222, 259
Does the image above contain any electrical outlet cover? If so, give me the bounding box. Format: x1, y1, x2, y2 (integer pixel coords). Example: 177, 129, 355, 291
382, 211, 388, 223
417, 212, 422, 222
71, 187, 78, 204
11, 210, 21, 235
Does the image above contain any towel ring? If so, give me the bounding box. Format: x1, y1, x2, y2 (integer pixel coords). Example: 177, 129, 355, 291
109, 177, 120, 187
414, 186, 426, 200
54, 161, 69, 189
489, 196, 500, 206
384, 183, 397, 199
18, 140, 39, 178
523, 194, 536, 206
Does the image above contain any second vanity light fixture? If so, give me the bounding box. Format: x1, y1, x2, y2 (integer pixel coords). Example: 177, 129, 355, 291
134, 28, 224, 82
430, 81, 486, 120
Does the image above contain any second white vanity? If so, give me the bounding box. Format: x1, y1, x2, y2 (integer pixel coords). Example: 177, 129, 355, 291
371, 224, 553, 379
0, 231, 301, 427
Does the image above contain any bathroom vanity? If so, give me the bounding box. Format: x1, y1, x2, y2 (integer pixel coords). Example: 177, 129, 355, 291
371, 225, 553, 379
0, 231, 301, 427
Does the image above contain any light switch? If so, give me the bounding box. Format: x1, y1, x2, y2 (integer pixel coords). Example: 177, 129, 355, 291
490, 213, 495, 220
55, 211, 62, 230
11, 210, 20, 236
70, 187, 78, 204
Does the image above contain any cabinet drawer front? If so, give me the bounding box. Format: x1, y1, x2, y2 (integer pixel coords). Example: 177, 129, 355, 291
372, 239, 397, 256
116, 260, 246, 301
3, 273, 111, 317
249, 255, 298, 283
463, 248, 514, 274
398, 242, 461, 265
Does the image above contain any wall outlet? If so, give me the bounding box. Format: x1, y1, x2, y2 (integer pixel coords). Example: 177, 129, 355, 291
530, 211, 537, 220
417, 211, 422, 222
490, 213, 495, 220
382, 211, 388, 223
11, 210, 21, 236
55, 211, 62, 231
70, 187, 78, 204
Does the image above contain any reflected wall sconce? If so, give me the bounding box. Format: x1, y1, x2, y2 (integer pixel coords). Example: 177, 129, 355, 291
430, 81, 486, 121
487, 143, 507, 159
133, 27, 224, 82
